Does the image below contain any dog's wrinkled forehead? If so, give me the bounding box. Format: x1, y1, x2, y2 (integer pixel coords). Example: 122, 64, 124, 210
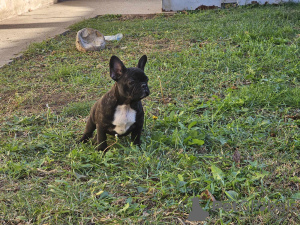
126, 68, 148, 82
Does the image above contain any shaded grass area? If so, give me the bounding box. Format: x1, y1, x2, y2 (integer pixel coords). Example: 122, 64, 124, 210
0, 3, 300, 224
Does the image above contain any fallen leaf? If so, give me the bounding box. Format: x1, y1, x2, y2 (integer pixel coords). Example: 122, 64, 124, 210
199, 189, 216, 202
285, 114, 300, 120
233, 149, 241, 167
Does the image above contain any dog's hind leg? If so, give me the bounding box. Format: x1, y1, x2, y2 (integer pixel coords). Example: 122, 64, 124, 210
78, 117, 96, 143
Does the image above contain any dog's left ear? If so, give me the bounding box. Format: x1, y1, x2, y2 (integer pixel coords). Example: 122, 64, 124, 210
110, 56, 126, 81
137, 55, 147, 71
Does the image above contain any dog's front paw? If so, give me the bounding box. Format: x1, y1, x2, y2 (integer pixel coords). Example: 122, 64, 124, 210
96, 142, 108, 152
77, 138, 87, 144
133, 139, 141, 147
77, 134, 90, 144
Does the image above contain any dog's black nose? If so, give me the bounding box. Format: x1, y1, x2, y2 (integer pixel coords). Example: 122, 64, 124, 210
145, 87, 150, 96
142, 83, 150, 96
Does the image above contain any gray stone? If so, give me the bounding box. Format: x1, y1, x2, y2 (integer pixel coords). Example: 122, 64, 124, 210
76, 28, 106, 52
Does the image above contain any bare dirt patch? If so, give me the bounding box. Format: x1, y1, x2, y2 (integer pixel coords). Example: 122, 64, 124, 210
0, 87, 78, 116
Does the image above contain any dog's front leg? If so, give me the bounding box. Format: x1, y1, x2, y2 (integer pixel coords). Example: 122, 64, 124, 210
131, 125, 142, 146
78, 117, 96, 143
96, 125, 108, 151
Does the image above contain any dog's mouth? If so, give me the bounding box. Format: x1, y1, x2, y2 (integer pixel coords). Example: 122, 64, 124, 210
140, 91, 150, 99
139, 95, 146, 100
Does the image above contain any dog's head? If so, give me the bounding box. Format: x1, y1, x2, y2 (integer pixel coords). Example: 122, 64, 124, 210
109, 55, 150, 101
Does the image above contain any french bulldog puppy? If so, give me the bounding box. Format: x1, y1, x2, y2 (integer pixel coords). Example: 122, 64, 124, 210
78, 55, 150, 151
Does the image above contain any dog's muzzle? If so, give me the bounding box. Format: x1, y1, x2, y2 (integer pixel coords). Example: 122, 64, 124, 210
142, 84, 150, 98
142, 83, 150, 98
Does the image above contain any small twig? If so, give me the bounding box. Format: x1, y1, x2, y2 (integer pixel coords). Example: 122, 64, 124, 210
177, 217, 186, 225
158, 76, 166, 104
103, 134, 119, 152
36, 168, 58, 174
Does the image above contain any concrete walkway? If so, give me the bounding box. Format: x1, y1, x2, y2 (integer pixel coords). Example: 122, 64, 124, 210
0, 0, 162, 67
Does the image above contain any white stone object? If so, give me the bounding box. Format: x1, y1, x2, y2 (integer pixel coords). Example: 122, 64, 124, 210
76, 28, 106, 52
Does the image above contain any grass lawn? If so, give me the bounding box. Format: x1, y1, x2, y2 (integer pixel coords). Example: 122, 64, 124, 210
1, 3, 300, 224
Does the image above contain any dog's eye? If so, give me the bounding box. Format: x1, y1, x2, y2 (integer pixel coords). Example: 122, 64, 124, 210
129, 80, 135, 85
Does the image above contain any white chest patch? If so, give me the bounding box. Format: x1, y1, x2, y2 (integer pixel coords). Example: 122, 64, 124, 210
112, 105, 136, 135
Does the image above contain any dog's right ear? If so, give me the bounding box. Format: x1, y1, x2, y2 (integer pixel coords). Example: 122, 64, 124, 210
137, 55, 147, 71
110, 56, 126, 81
